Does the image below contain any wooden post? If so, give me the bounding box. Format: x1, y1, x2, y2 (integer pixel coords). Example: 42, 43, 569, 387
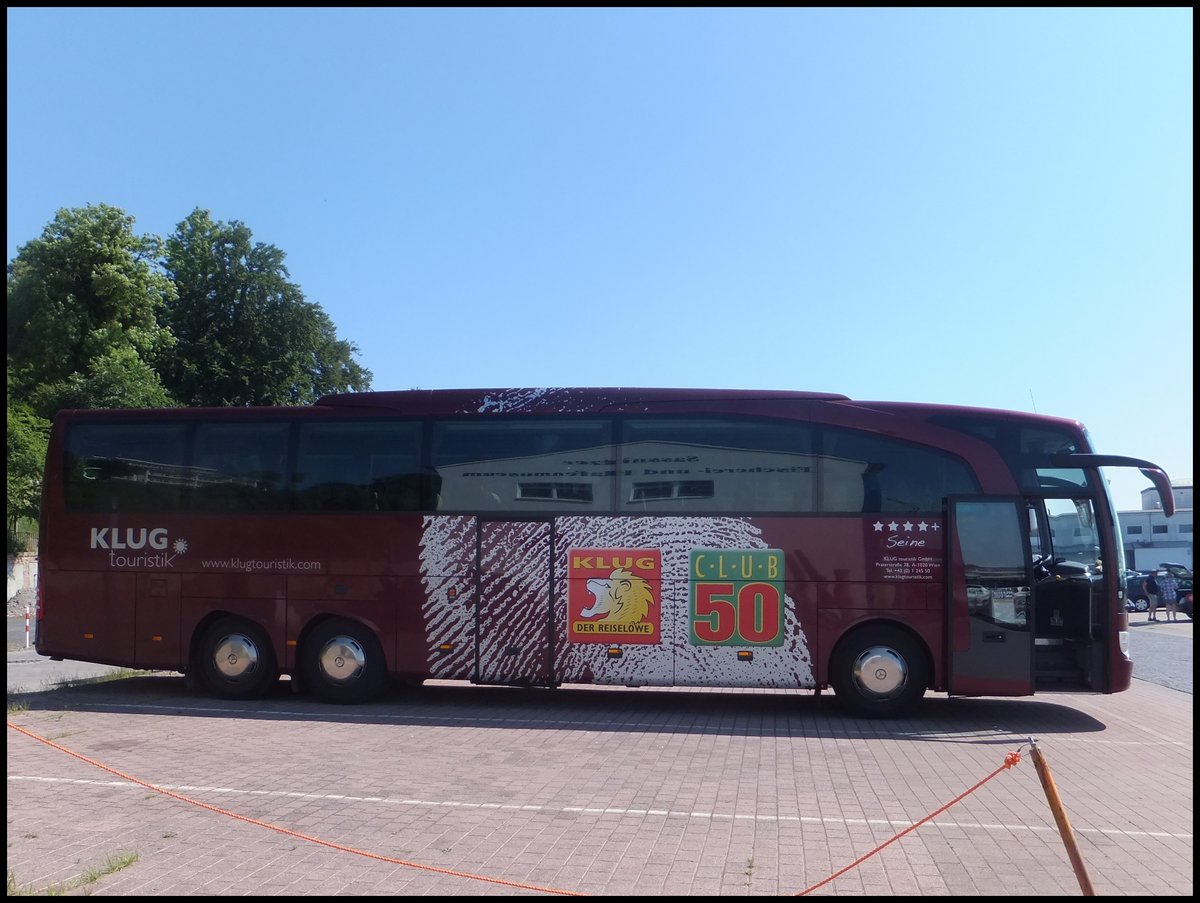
1029, 737, 1095, 896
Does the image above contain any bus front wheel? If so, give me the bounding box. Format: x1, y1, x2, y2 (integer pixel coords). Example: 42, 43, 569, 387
301, 618, 387, 704
830, 625, 928, 719
197, 616, 278, 700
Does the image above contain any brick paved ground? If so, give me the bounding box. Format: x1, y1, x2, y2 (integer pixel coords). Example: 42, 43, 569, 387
5, 665, 1193, 896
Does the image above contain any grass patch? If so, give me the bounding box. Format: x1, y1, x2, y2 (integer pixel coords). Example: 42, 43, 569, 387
8, 669, 158, 714
57, 668, 154, 688
7, 851, 139, 895
10, 668, 159, 697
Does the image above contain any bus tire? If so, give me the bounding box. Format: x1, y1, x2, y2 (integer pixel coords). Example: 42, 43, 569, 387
301, 618, 387, 704
197, 616, 278, 700
830, 625, 928, 719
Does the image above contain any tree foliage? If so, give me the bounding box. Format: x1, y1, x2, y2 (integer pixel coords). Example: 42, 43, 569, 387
7, 204, 176, 411
7, 402, 50, 552
29, 346, 178, 415
6, 203, 373, 538
161, 208, 372, 406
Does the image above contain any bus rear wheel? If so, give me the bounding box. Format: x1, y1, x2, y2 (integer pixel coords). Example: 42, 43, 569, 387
830, 625, 927, 719
197, 616, 278, 700
301, 618, 387, 704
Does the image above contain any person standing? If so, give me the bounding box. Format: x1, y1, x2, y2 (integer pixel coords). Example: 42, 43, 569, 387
1158, 569, 1180, 622
1143, 571, 1161, 621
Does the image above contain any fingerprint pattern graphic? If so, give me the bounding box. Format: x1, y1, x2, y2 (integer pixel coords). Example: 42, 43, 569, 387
418, 515, 478, 679
418, 514, 814, 689
478, 520, 552, 684
466, 387, 618, 414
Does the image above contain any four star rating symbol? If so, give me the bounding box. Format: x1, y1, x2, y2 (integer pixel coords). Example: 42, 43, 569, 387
872, 520, 940, 532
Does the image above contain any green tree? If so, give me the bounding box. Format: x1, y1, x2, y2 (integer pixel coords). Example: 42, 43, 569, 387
29, 346, 177, 414
162, 209, 371, 406
6, 401, 50, 553
7, 204, 176, 415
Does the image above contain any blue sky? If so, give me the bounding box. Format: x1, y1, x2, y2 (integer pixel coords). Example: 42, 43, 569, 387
7, 8, 1193, 511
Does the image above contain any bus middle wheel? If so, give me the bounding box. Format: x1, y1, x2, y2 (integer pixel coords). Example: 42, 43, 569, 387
197, 616, 278, 700
302, 618, 387, 704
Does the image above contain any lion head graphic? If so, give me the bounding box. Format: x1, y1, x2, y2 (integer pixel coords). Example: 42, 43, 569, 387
582, 567, 655, 624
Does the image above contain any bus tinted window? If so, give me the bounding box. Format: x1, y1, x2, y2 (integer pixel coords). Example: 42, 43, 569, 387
927, 415, 1083, 492
190, 422, 290, 512
431, 419, 615, 511
1045, 497, 1100, 564
295, 420, 426, 511
620, 418, 817, 513
818, 426, 979, 513
617, 418, 976, 514
65, 423, 187, 512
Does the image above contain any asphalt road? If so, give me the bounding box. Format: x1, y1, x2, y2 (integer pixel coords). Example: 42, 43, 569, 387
1127, 611, 1193, 693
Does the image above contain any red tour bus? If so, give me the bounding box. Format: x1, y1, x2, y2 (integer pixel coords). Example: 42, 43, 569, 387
35, 388, 1174, 717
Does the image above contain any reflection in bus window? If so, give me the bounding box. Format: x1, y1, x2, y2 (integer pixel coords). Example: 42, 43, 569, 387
819, 426, 978, 513
191, 422, 290, 512
620, 418, 815, 513
295, 420, 425, 511
65, 424, 187, 512
957, 501, 1029, 628
1045, 497, 1099, 565
431, 420, 615, 511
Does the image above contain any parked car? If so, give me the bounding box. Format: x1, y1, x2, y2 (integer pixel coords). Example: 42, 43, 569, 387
1124, 570, 1151, 612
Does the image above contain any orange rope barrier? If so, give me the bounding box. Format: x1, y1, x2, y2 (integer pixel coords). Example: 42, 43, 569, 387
8, 721, 586, 896
796, 748, 1024, 895
10, 717, 1030, 898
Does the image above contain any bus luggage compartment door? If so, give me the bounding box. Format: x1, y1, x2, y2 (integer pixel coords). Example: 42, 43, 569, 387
475, 520, 553, 686
135, 572, 182, 669
947, 498, 1034, 697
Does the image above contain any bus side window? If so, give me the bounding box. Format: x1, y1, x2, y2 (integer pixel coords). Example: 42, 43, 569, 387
295, 455, 372, 511
619, 417, 816, 514
295, 420, 426, 512
190, 423, 290, 512
817, 426, 978, 514
368, 455, 429, 511
64, 424, 186, 513
431, 419, 614, 512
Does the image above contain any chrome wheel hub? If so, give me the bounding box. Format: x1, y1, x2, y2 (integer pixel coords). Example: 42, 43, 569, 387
318, 636, 367, 685
853, 645, 908, 698
213, 633, 260, 680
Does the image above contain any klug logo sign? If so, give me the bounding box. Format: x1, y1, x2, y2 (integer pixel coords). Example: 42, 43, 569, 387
567, 548, 661, 645
90, 526, 187, 568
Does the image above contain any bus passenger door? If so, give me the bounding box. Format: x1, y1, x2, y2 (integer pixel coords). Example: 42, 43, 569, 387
946, 498, 1034, 697
475, 519, 553, 686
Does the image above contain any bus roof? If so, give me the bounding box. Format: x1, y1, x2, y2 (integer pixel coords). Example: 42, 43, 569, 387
314, 387, 851, 415
313, 387, 1083, 428
47, 388, 1085, 433
846, 398, 1085, 430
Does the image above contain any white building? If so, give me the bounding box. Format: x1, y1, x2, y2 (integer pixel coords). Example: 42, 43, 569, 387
1118, 480, 1193, 571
